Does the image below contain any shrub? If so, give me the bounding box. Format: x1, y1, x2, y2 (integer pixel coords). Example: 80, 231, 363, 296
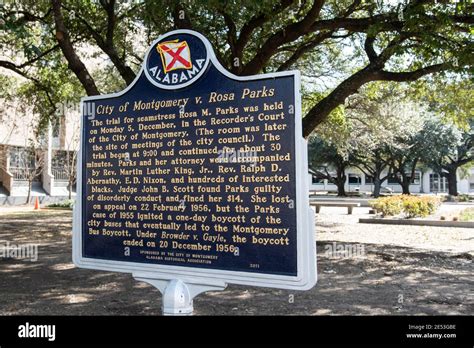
370, 195, 440, 218
423, 196, 441, 215
460, 207, 474, 221
401, 196, 427, 218
47, 199, 75, 209
369, 196, 403, 216
457, 194, 473, 202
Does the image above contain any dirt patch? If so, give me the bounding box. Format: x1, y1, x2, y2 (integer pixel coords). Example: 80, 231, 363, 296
0, 208, 472, 315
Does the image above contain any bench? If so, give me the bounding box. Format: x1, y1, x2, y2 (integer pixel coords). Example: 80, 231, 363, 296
309, 201, 361, 215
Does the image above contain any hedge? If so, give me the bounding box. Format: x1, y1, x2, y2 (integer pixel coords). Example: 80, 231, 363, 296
369, 195, 440, 218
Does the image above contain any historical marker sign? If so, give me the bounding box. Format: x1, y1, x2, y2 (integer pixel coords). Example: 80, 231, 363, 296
73, 30, 316, 292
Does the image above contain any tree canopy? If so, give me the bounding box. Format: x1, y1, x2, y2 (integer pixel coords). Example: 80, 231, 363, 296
308, 79, 474, 196
420, 118, 474, 195
1, 0, 473, 136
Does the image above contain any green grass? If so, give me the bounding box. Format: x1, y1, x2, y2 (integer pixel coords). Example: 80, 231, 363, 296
47, 199, 75, 209
0, 210, 72, 218
459, 207, 474, 222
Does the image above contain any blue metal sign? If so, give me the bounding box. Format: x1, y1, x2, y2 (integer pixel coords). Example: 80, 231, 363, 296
74, 30, 316, 290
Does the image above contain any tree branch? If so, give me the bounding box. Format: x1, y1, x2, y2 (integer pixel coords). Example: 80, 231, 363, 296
310, 15, 403, 33
364, 34, 378, 63
277, 0, 362, 71
101, 0, 116, 46
0, 60, 57, 114
52, 0, 99, 96
217, 8, 238, 69
0, 44, 61, 71
1, 8, 52, 25
0, 60, 40, 83
63, 1, 136, 85
302, 59, 451, 138
241, 0, 325, 75
172, 2, 192, 29
276, 1, 362, 71
302, 64, 378, 137
277, 31, 334, 71
234, 0, 294, 60
373, 63, 450, 82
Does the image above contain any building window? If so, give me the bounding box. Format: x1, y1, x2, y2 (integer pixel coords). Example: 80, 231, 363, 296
387, 174, 399, 185
52, 120, 60, 138
9, 146, 34, 168
411, 172, 421, 185
387, 172, 421, 185
348, 174, 361, 185
365, 175, 374, 184
8, 146, 41, 182
312, 176, 324, 184
329, 176, 338, 184
430, 173, 447, 193
469, 175, 474, 191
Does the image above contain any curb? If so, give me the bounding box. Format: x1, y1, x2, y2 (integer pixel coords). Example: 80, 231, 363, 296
359, 218, 474, 228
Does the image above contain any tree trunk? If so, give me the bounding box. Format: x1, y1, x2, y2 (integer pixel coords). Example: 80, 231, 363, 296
333, 166, 347, 197
446, 168, 458, 196
26, 181, 32, 205
336, 179, 346, 197
68, 180, 72, 200
401, 178, 410, 195
373, 177, 382, 197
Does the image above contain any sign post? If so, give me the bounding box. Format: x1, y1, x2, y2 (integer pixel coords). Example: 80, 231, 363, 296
73, 30, 316, 315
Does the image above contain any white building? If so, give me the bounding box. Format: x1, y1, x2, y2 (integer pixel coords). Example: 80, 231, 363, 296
310, 168, 474, 195
0, 99, 80, 204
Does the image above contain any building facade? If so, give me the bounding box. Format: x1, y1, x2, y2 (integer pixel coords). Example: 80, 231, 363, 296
0, 100, 79, 204
310, 167, 474, 195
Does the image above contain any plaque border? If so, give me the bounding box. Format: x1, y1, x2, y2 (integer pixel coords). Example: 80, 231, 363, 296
143, 31, 211, 90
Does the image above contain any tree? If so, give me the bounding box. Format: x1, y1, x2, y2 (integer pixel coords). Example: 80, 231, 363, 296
386, 144, 419, 195
384, 117, 430, 195
318, 82, 425, 196
1, 0, 472, 136
18, 138, 45, 204
412, 78, 474, 127
421, 119, 474, 196
353, 149, 391, 197
412, 77, 474, 196
308, 136, 350, 196
62, 113, 80, 199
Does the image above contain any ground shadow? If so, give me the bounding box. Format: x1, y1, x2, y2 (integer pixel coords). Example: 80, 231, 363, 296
0, 210, 472, 315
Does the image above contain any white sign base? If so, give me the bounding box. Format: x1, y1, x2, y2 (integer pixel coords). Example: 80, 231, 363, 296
133, 273, 227, 315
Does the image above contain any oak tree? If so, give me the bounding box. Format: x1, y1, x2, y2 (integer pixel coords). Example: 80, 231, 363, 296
1, 0, 472, 136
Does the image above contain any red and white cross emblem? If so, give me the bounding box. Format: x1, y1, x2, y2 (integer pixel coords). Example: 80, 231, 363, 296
157, 40, 192, 73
